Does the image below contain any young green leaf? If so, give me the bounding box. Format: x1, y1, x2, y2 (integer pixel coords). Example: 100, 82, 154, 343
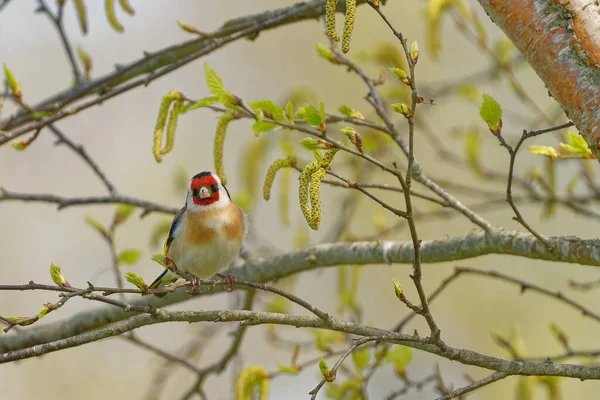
391, 103, 412, 118
316, 43, 339, 64
204, 63, 234, 105
50, 263, 71, 287
125, 272, 148, 291
118, 249, 141, 265
560, 132, 593, 157
85, 215, 109, 239
389, 67, 410, 85
276, 362, 300, 375
249, 100, 286, 135
299, 137, 331, 150
285, 101, 295, 123
151, 253, 168, 268
297, 105, 323, 126
410, 40, 419, 64
318, 358, 334, 381
479, 94, 503, 133
3, 63, 22, 101
180, 96, 219, 114
249, 100, 285, 121
528, 146, 560, 159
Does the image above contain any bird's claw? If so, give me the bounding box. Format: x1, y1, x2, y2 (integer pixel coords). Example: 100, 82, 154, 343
216, 273, 236, 292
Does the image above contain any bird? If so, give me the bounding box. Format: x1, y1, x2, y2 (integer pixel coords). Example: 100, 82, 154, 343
149, 171, 247, 296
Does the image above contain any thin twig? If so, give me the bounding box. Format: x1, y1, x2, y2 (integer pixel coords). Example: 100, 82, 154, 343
49, 125, 117, 194
36, 0, 82, 82
123, 332, 202, 374
0, 189, 178, 215
178, 290, 256, 400
434, 371, 509, 400
309, 336, 387, 399
495, 124, 570, 248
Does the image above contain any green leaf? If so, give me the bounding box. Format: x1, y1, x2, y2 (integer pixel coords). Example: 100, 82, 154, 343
316, 42, 335, 62
338, 105, 354, 119
252, 120, 278, 136
151, 253, 168, 268
340, 127, 357, 137
50, 263, 70, 287
249, 100, 285, 121
125, 272, 148, 291
3, 63, 21, 100
391, 103, 412, 118
528, 146, 560, 158
85, 215, 109, 239
352, 348, 370, 371
285, 101, 295, 123
180, 96, 219, 114
249, 100, 286, 136
389, 67, 411, 85
118, 249, 141, 265
276, 362, 300, 375
318, 358, 333, 381
37, 305, 51, 319
479, 94, 503, 132
560, 132, 592, 156
11, 141, 27, 151
204, 63, 226, 97
297, 105, 322, 126
299, 137, 330, 150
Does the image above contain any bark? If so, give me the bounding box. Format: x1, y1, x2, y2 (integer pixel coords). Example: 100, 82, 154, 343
476, 0, 600, 158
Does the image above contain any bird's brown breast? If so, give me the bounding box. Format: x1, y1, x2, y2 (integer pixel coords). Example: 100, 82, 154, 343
183, 203, 245, 245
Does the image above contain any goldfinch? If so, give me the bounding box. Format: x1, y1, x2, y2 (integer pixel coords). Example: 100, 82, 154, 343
149, 171, 247, 295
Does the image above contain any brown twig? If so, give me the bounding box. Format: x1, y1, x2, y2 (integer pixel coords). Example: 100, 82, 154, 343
434, 371, 509, 400
494, 123, 573, 248
36, 0, 82, 83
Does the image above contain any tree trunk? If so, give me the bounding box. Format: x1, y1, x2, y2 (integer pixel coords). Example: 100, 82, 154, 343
477, 0, 600, 159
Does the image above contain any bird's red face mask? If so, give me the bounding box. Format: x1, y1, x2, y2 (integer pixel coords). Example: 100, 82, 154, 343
190, 174, 220, 206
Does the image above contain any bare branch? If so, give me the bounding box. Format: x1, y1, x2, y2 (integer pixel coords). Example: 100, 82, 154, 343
0, 0, 382, 137
0, 189, 178, 215
434, 371, 509, 400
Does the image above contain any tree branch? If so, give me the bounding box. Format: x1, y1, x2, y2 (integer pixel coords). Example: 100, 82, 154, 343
3, 227, 600, 352
2, 308, 600, 384
475, 0, 600, 160
0, 0, 382, 137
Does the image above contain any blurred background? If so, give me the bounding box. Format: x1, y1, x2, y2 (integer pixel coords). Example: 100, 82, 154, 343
1, 0, 600, 399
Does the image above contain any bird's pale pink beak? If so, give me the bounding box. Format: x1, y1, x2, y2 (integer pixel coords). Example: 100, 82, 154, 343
199, 186, 212, 199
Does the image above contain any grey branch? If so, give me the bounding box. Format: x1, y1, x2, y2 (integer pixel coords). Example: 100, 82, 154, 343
2, 308, 600, 384
434, 371, 510, 400
2, 227, 600, 353
0, 0, 382, 134
0, 188, 178, 215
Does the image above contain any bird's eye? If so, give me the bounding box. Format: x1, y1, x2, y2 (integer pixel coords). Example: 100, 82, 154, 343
192, 189, 199, 197
211, 184, 219, 192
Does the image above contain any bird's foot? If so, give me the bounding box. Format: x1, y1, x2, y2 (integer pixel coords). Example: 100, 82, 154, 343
186, 274, 202, 295
216, 273, 236, 293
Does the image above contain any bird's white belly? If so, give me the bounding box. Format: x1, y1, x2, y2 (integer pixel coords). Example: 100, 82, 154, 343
170, 236, 241, 279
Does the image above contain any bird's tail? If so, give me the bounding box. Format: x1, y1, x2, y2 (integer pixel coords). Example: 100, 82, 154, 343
148, 269, 179, 298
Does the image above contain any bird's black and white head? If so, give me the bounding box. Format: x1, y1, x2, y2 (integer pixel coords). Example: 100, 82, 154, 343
186, 171, 231, 212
